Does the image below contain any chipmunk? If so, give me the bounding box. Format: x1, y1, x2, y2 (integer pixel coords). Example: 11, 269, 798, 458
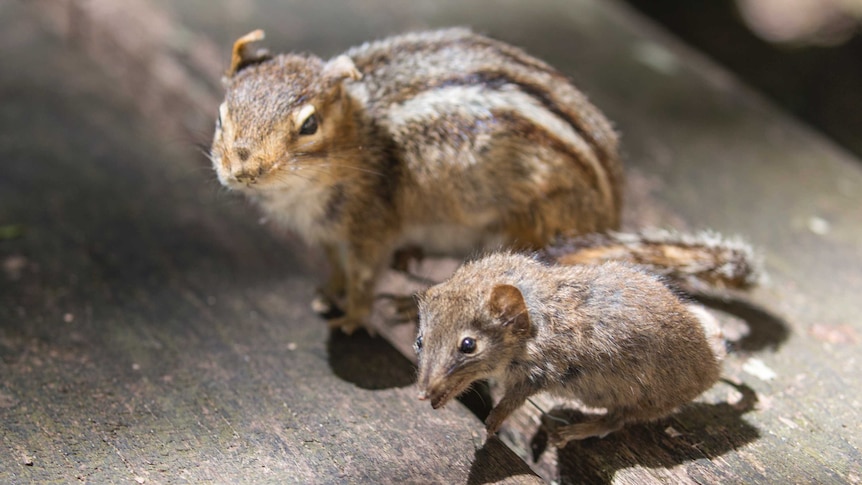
209, 28, 622, 333
415, 252, 727, 447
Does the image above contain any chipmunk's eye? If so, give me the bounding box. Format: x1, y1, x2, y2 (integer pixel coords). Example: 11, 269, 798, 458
459, 337, 476, 354
414, 335, 423, 351
299, 113, 318, 135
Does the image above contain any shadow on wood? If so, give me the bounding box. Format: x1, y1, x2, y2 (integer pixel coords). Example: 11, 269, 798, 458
530, 380, 760, 484
695, 294, 790, 352
457, 380, 495, 423
468, 436, 542, 485
326, 329, 417, 390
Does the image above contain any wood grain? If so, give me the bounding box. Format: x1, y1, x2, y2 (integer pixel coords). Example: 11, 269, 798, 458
4, 0, 861, 483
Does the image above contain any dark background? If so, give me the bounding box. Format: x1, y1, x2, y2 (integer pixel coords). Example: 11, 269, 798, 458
624, 0, 862, 159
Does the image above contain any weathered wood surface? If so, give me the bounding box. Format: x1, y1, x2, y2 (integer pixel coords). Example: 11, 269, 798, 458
0, 4, 541, 484
2, 0, 861, 483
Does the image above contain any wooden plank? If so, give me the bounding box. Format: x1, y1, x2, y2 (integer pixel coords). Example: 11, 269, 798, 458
195, 2, 862, 482
197, 1, 862, 482
28, 0, 224, 139
5, 0, 862, 483
0, 4, 541, 483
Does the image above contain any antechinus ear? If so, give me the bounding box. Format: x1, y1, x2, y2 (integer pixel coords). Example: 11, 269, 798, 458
488, 284, 531, 336
226, 29, 272, 78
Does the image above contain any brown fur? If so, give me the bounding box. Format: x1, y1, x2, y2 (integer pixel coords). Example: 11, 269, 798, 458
415, 253, 725, 446
210, 28, 622, 332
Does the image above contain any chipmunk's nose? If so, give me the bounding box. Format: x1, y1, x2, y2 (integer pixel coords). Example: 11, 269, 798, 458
230, 160, 266, 185
234, 170, 256, 184
225, 143, 263, 184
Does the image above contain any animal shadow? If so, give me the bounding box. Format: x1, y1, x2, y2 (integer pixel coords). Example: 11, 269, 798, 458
326, 328, 417, 390
532, 380, 760, 484
694, 293, 790, 352
467, 436, 542, 484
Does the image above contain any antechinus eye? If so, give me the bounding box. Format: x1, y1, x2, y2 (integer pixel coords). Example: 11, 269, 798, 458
459, 337, 476, 354
415, 335, 423, 352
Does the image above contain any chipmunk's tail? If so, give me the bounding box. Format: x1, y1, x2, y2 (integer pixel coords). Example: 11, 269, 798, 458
541, 229, 762, 291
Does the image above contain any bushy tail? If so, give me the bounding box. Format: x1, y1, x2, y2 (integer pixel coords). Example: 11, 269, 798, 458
541, 229, 762, 291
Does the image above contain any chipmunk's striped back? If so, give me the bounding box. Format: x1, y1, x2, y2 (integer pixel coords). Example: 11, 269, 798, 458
345, 28, 622, 228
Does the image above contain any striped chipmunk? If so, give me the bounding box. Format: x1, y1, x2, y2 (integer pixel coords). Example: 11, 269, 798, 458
209, 28, 757, 334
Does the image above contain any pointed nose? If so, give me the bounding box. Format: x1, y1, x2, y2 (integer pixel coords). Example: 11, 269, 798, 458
416, 369, 430, 400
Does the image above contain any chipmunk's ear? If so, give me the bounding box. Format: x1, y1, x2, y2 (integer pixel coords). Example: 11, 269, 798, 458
225, 29, 271, 79
323, 55, 362, 84
488, 284, 531, 337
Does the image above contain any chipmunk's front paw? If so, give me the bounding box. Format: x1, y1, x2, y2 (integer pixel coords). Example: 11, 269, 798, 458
311, 289, 344, 319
